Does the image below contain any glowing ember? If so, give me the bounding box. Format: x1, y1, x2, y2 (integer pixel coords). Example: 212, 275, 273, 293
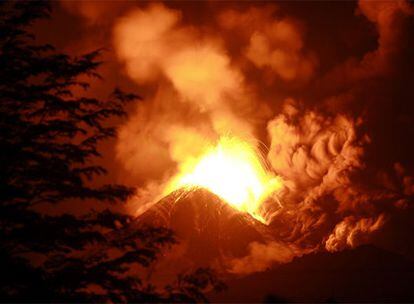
164, 136, 282, 223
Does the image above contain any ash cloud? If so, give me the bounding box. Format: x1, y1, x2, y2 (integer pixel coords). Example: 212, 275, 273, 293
113, 3, 268, 182
325, 214, 385, 252
233, 0, 414, 273
219, 6, 317, 82
228, 241, 298, 274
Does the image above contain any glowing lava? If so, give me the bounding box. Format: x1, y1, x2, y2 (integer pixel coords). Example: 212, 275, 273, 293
164, 136, 282, 223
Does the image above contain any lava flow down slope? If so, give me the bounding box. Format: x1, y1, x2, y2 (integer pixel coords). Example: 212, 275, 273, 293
135, 187, 275, 270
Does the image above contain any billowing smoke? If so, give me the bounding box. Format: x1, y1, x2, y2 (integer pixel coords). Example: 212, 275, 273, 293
61, 0, 414, 274
224, 0, 412, 274
228, 241, 298, 274
113, 4, 266, 186
218, 6, 316, 82
320, 0, 413, 96
265, 100, 370, 242
325, 214, 385, 252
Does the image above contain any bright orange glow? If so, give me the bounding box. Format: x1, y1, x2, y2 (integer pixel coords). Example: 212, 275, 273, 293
164, 136, 282, 223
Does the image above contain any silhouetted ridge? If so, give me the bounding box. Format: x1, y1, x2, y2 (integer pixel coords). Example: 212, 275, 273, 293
211, 244, 414, 303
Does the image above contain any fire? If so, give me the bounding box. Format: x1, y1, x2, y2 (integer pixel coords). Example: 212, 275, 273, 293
164, 136, 282, 223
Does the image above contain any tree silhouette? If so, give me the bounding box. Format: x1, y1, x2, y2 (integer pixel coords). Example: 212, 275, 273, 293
0, 2, 224, 302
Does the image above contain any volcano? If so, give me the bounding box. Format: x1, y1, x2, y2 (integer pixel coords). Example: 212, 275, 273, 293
135, 187, 273, 268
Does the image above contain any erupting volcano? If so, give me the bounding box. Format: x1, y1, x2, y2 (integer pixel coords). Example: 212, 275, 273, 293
133, 136, 288, 272
114, 0, 414, 279
137, 187, 275, 269
163, 136, 282, 223
3, 0, 414, 302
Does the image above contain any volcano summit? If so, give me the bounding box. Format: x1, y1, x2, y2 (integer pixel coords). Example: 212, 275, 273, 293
135, 187, 274, 269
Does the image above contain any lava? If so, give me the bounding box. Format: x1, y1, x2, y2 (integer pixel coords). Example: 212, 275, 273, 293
164, 136, 282, 223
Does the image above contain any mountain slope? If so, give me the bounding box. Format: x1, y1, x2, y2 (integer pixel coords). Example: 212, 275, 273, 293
135, 187, 272, 267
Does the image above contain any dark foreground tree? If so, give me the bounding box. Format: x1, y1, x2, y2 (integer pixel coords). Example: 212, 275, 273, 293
0, 2, 223, 302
